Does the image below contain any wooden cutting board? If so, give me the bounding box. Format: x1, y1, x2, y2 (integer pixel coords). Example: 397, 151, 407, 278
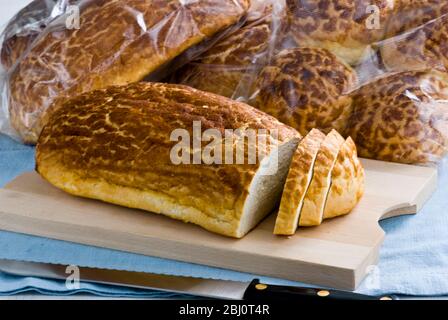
0, 159, 437, 290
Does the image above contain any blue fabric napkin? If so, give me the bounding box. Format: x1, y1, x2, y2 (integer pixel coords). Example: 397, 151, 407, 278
0, 270, 194, 298
0, 133, 447, 298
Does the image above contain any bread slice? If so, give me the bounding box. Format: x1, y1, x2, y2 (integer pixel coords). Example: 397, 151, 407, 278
274, 129, 326, 235
299, 130, 345, 227
323, 137, 365, 220
36, 82, 301, 239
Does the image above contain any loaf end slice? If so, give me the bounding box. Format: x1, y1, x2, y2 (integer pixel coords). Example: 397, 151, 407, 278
323, 137, 365, 220
274, 129, 326, 236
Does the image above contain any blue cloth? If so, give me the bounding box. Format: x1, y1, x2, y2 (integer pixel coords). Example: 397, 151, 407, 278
0, 133, 447, 298
0, 270, 193, 298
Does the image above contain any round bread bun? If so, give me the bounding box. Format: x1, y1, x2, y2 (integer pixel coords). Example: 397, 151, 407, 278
347, 70, 448, 164
253, 47, 358, 137
381, 13, 448, 73
286, 0, 396, 65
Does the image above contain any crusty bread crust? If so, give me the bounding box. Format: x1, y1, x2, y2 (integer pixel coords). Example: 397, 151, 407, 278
347, 70, 448, 164
176, 4, 274, 98
36, 82, 300, 238
274, 129, 326, 235
381, 14, 448, 73
9, 0, 250, 144
253, 48, 357, 137
385, 0, 448, 39
324, 137, 365, 219
286, 0, 395, 65
299, 129, 345, 227
1, 0, 60, 70
39, 166, 243, 237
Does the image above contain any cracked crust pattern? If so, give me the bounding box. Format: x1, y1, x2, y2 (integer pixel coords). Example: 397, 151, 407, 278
9, 0, 250, 144
324, 137, 365, 219
299, 129, 345, 227
1, 0, 62, 70
286, 0, 396, 65
253, 47, 357, 137
36, 82, 300, 238
385, 0, 448, 38
347, 70, 448, 164
381, 13, 448, 73
175, 3, 275, 99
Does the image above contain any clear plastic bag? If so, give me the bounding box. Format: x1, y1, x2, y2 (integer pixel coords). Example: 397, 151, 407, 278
0, 0, 250, 144
193, 0, 448, 165
172, 0, 285, 99
0, 0, 73, 139
1, 0, 73, 71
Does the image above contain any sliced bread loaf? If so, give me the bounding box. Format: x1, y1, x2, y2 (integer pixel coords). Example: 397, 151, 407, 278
274, 129, 326, 236
299, 130, 345, 227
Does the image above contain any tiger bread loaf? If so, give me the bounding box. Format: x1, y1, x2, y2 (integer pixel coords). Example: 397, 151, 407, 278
36, 82, 302, 239
275, 130, 365, 235
253, 47, 357, 137
174, 0, 276, 99
9, 0, 250, 144
347, 70, 448, 165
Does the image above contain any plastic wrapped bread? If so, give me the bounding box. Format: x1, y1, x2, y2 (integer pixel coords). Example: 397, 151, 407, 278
174, 0, 279, 99
381, 13, 448, 73
347, 70, 448, 165
0, 0, 250, 144
252, 47, 357, 137
0, 0, 71, 70
285, 0, 396, 66
217, 0, 448, 165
